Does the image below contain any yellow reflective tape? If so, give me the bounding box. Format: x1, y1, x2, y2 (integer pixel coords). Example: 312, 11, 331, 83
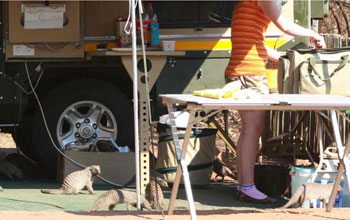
266, 39, 287, 49
174, 39, 287, 50
175, 40, 231, 50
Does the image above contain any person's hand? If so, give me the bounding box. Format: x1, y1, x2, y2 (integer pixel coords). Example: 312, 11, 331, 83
311, 33, 326, 49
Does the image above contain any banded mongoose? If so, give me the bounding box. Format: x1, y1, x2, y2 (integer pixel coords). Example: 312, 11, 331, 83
88, 189, 152, 211
41, 165, 101, 195
212, 158, 236, 181
281, 182, 343, 208
145, 173, 169, 210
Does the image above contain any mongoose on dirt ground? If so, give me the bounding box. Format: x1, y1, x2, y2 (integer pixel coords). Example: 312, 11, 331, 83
145, 174, 168, 210
123, 169, 168, 210
212, 158, 236, 181
41, 165, 100, 195
281, 182, 343, 208
0, 159, 24, 181
88, 189, 152, 211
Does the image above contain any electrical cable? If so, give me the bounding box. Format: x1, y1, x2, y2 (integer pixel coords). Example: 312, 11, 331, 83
14, 64, 44, 95
24, 62, 124, 188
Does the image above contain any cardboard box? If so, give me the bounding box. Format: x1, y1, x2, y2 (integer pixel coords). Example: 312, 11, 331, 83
5, 42, 84, 60
8, 1, 81, 43
58, 151, 135, 186
116, 20, 132, 48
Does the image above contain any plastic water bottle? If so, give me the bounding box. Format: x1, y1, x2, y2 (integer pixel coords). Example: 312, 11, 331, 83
138, 2, 150, 45
147, 3, 160, 48
147, 2, 157, 22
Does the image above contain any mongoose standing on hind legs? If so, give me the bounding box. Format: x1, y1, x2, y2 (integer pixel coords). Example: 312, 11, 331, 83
145, 173, 169, 210
281, 182, 343, 208
88, 189, 152, 211
41, 165, 101, 195
123, 170, 168, 210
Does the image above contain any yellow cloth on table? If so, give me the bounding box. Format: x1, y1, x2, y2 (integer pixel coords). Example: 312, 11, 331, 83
193, 81, 259, 99
230, 89, 258, 100
193, 81, 240, 99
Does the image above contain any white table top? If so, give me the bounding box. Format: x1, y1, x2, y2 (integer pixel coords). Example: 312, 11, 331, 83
160, 94, 350, 111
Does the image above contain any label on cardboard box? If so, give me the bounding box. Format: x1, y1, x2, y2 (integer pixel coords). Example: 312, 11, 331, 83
13, 44, 35, 56
23, 4, 65, 29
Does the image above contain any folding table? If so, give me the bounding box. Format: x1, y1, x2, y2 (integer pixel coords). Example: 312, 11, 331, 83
160, 94, 350, 220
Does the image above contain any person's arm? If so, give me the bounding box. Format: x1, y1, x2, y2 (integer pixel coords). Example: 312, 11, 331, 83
266, 45, 281, 63
258, 0, 326, 49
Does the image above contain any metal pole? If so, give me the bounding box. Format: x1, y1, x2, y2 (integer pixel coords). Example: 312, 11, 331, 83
131, 0, 141, 210
224, 110, 229, 158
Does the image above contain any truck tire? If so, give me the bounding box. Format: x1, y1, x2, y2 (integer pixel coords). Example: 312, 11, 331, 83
13, 113, 38, 161
32, 79, 134, 176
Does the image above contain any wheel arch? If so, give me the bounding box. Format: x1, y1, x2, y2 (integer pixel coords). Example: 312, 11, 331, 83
36, 63, 133, 101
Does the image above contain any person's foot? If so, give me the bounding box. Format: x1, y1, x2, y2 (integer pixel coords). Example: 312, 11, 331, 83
240, 184, 267, 200
237, 192, 277, 204
237, 184, 277, 204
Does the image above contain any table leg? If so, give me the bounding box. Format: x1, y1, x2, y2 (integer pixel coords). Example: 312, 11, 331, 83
327, 110, 350, 212
327, 163, 345, 212
167, 104, 197, 220
311, 121, 324, 182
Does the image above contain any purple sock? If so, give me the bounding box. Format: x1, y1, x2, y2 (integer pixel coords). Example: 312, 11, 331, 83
240, 184, 267, 200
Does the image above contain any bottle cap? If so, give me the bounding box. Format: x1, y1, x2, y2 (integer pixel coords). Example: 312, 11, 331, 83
147, 2, 153, 7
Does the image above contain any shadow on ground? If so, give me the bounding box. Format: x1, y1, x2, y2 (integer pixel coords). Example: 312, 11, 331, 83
66, 208, 266, 217
0, 180, 288, 211
163, 182, 288, 209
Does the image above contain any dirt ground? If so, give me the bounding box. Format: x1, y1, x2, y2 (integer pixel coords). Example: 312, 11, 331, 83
0, 131, 350, 220
0, 208, 350, 220
0, 132, 17, 159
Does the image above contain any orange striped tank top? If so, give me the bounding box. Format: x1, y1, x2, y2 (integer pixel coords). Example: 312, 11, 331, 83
225, 0, 271, 77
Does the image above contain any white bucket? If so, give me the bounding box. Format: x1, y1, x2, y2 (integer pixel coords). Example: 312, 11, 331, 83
290, 167, 315, 208
159, 111, 189, 128
290, 166, 347, 208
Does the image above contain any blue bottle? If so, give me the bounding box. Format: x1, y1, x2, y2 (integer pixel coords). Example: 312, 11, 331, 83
151, 22, 160, 47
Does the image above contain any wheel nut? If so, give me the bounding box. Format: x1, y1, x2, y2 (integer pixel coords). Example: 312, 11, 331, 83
76, 123, 81, 128
92, 134, 97, 138
84, 118, 90, 123
93, 124, 97, 129
75, 133, 80, 138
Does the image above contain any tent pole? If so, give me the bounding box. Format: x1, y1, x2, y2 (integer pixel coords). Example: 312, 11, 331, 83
131, 0, 141, 210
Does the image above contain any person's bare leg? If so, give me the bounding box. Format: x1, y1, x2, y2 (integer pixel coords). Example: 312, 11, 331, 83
237, 110, 267, 199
